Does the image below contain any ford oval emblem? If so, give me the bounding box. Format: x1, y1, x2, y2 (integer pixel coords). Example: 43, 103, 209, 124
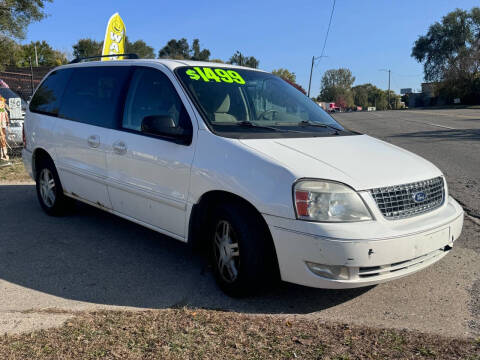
413, 191, 427, 203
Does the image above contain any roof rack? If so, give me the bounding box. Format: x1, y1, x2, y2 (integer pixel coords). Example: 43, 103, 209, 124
69, 53, 139, 64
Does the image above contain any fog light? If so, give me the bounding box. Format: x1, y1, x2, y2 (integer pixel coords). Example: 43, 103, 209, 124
306, 262, 350, 280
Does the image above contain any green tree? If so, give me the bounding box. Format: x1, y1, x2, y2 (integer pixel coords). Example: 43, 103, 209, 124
158, 38, 189, 59
412, 7, 480, 82
228, 51, 259, 68
319, 68, 355, 108
352, 85, 369, 108
0, 36, 23, 68
272, 68, 296, 83
436, 45, 480, 104
158, 38, 210, 60
0, 0, 52, 39
125, 37, 154, 59
320, 68, 355, 91
73, 39, 103, 58
19, 40, 66, 66
190, 39, 210, 61
72, 38, 103, 59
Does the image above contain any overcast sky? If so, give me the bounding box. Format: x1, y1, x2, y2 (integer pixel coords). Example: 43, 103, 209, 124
23, 0, 479, 96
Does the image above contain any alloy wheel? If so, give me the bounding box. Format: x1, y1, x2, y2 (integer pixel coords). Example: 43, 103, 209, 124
213, 220, 240, 283
39, 168, 56, 208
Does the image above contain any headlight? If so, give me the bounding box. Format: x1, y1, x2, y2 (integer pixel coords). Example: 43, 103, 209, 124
293, 180, 373, 222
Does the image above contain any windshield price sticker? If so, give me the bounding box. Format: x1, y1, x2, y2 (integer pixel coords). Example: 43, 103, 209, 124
186, 67, 246, 84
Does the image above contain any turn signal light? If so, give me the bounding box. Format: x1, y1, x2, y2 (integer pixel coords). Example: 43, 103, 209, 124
295, 190, 310, 217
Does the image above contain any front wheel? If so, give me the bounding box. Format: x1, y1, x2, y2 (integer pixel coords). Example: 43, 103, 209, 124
210, 202, 278, 297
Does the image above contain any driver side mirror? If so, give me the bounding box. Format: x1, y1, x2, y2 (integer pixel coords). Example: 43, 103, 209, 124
141, 115, 191, 144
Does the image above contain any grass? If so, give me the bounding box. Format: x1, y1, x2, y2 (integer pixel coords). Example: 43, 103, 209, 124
0, 308, 478, 360
0, 158, 32, 182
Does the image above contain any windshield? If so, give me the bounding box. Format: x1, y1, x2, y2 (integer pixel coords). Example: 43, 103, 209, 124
0, 88, 27, 110
175, 66, 352, 138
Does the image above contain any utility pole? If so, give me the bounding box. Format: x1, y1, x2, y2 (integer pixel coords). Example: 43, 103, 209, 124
307, 55, 328, 98
29, 57, 34, 96
307, 56, 314, 98
387, 69, 391, 109
380, 69, 391, 109
34, 44, 39, 67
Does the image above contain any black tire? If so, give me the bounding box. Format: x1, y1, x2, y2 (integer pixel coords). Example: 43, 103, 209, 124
35, 157, 70, 216
209, 201, 278, 297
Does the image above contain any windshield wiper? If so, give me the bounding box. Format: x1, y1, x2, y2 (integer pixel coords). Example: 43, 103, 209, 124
298, 120, 342, 134
235, 120, 291, 132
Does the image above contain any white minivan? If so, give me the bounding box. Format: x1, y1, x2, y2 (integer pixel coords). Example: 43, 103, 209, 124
23, 58, 464, 296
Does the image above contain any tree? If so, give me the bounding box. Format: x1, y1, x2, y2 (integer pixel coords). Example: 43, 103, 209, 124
352, 85, 369, 108
319, 68, 355, 108
125, 37, 154, 59
158, 38, 210, 60
158, 38, 189, 59
0, 36, 23, 68
72, 38, 103, 59
19, 40, 67, 66
412, 7, 480, 82
320, 68, 355, 90
190, 39, 210, 61
228, 51, 259, 68
272, 68, 296, 83
0, 0, 52, 39
436, 45, 480, 104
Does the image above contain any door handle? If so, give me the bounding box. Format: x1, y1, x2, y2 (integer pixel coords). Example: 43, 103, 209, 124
87, 135, 100, 148
113, 140, 127, 155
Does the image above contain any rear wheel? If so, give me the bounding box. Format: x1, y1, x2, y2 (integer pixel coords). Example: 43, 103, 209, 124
35, 158, 70, 216
209, 202, 278, 297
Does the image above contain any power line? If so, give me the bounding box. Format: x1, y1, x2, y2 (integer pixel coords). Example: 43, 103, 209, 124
307, 0, 336, 97
320, 0, 336, 59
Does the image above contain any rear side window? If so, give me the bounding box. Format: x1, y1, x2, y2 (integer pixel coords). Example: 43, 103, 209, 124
58, 66, 131, 128
30, 69, 72, 116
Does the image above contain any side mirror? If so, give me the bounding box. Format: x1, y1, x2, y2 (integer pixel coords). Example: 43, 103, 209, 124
141, 115, 190, 143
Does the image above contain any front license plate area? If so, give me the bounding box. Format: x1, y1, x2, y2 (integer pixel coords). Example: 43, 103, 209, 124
414, 227, 450, 257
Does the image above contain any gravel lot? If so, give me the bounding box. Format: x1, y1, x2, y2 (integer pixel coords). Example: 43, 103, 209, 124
0, 108, 478, 338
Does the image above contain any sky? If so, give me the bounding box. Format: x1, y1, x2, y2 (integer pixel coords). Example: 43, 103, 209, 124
23, 0, 479, 97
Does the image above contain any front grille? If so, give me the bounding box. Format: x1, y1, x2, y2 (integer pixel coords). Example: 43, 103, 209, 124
370, 177, 445, 220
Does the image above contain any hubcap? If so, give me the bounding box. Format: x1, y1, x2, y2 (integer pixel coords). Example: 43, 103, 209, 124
39, 168, 56, 208
213, 220, 240, 283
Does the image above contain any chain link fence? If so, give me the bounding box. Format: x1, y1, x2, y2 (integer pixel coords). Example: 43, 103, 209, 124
0, 65, 52, 100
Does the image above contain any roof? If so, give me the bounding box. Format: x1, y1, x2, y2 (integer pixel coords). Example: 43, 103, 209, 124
56, 58, 266, 74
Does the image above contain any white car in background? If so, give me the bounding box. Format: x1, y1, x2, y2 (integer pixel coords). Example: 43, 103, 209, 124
0, 88, 26, 149
22, 58, 464, 296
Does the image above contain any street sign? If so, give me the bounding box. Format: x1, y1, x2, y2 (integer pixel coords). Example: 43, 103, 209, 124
8, 98, 22, 119
400, 88, 412, 95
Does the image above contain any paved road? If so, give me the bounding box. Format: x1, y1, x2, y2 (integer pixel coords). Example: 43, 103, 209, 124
333, 109, 480, 218
0, 109, 479, 337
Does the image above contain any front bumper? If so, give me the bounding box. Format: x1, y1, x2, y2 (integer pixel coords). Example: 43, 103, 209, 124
264, 196, 464, 289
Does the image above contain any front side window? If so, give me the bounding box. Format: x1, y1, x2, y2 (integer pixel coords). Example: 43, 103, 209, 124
122, 67, 191, 134
30, 69, 72, 116
175, 66, 353, 139
58, 66, 130, 128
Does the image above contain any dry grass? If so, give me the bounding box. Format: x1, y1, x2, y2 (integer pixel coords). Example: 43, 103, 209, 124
0, 308, 478, 360
0, 159, 32, 182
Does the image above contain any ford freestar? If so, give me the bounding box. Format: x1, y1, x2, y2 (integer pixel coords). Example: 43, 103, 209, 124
22, 58, 464, 296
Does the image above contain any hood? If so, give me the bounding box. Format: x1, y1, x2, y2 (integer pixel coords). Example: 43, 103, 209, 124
239, 134, 442, 190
